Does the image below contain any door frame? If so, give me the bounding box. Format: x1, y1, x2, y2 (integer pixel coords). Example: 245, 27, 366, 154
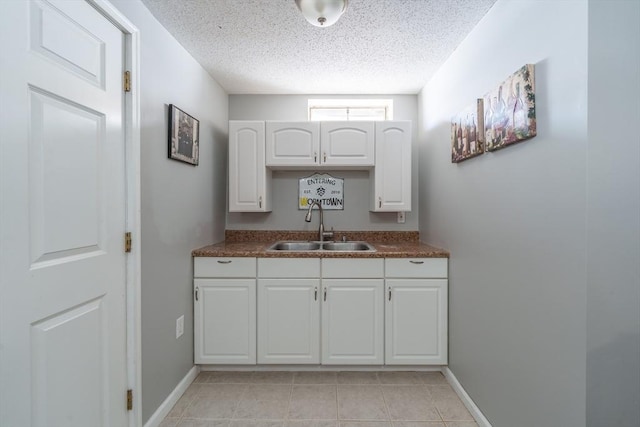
86, 1, 141, 426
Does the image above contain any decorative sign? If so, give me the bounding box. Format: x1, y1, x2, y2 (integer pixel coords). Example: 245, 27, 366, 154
299, 173, 344, 210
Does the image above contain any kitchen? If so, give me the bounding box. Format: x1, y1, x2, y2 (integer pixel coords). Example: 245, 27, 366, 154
0, 1, 637, 427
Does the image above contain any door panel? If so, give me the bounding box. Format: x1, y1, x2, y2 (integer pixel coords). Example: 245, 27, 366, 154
31, 298, 107, 427
385, 279, 448, 365
258, 279, 320, 364
29, 88, 105, 265
322, 279, 384, 365
194, 279, 257, 364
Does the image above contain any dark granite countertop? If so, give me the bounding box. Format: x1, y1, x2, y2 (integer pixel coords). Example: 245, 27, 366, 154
192, 230, 449, 259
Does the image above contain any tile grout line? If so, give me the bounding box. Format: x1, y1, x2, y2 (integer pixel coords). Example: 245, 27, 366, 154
228, 378, 249, 422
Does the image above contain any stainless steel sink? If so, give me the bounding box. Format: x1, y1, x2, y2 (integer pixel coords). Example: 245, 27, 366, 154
269, 241, 322, 251
267, 241, 375, 252
322, 242, 375, 251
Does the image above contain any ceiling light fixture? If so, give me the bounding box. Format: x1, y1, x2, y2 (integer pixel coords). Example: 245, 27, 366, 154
295, 0, 348, 27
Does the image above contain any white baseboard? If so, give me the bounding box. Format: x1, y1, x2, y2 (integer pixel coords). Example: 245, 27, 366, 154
442, 367, 492, 427
144, 365, 200, 427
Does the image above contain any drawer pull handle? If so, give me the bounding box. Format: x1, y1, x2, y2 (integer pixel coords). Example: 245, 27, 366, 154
314, 152, 317, 162
323, 152, 327, 163
314, 287, 318, 301
217, 260, 232, 264
195, 287, 199, 301
388, 287, 392, 301
323, 288, 327, 301
378, 197, 382, 208
259, 196, 262, 208
409, 260, 424, 264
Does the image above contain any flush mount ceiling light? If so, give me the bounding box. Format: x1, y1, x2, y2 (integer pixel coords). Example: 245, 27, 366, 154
295, 0, 348, 27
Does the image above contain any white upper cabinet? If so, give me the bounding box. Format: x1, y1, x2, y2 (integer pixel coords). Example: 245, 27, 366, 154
320, 122, 375, 166
371, 121, 411, 212
229, 121, 271, 212
265, 122, 320, 166
265, 121, 374, 167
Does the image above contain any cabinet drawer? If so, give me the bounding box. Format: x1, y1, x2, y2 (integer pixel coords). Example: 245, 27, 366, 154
258, 258, 320, 278
322, 258, 384, 278
385, 258, 448, 278
194, 257, 256, 278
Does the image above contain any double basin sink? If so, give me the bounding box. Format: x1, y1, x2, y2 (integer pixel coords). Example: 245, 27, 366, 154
268, 241, 375, 252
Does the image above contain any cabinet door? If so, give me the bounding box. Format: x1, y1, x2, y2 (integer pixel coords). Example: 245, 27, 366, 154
265, 122, 320, 166
371, 121, 411, 211
321, 279, 384, 364
229, 121, 271, 211
385, 279, 447, 365
194, 279, 256, 364
321, 122, 375, 166
257, 279, 320, 364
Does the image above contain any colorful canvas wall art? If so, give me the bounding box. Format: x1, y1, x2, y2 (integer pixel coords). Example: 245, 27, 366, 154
483, 64, 536, 152
451, 99, 484, 163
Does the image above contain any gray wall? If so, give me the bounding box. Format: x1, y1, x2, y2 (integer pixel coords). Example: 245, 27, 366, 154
418, 1, 588, 426
586, 1, 640, 425
110, 1, 228, 423
228, 95, 419, 231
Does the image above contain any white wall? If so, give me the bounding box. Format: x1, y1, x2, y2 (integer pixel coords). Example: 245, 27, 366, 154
586, 1, 640, 425
109, 1, 228, 423
418, 1, 588, 425
228, 95, 419, 231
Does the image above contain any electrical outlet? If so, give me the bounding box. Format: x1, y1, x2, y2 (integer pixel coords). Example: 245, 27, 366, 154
176, 315, 184, 339
397, 211, 406, 223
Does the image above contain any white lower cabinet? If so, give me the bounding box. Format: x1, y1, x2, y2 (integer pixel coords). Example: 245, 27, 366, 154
385, 258, 448, 365
194, 258, 257, 364
194, 256, 447, 366
257, 259, 321, 364
321, 279, 384, 364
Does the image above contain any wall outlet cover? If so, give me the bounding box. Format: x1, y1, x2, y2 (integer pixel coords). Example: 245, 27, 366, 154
176, 315, 184, 338
397, 211, 406, 223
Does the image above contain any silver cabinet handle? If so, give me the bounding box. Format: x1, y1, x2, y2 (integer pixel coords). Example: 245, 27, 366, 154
217, 260, 232, 264
379, 197, 382, 208
388, 287, 392, 301
314, 287, 318, 301
195, 287, 199, 301
323, 288, 327, 301
409, 260, 424, 264
314, 151, 317, 162
259, 196, 262, 208
323, 152, 327, 163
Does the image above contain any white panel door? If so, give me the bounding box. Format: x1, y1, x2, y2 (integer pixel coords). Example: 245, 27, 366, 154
321, 279, 384, 364
372, 121, 411, 211
229, 121, 271, 211
321, 122, 375, 166
0, 1, 127, 426
194, 279, 257, 364
265, 121, 320, 166
385, 279, 448, 365
257, 279, 320, 364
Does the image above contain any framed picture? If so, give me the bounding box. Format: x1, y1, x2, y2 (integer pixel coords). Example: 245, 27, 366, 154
483, 64, 536, 152
168, 104, 199, 165
451, 99, 484, 163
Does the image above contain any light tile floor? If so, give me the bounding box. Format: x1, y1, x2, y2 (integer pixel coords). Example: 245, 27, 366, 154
159, 371, 478, 427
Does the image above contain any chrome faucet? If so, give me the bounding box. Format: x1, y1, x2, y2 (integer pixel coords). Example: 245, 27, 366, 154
305, 200, 334, 241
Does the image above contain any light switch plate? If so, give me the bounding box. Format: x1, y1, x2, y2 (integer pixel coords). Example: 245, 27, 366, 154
397, 211, 406, 223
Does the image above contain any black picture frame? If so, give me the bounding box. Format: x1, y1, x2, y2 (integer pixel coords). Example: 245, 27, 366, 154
168, 104, 199, 166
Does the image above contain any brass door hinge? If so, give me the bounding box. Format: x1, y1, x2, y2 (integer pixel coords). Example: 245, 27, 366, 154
125, 232, 132, 253
124, 71, 131, 92
127, 389, 133, 411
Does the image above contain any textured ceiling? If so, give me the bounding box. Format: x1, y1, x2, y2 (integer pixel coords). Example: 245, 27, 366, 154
140, 0, 497, 94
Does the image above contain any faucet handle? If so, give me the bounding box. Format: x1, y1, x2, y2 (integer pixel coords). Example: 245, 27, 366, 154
323, 227, 335, 241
